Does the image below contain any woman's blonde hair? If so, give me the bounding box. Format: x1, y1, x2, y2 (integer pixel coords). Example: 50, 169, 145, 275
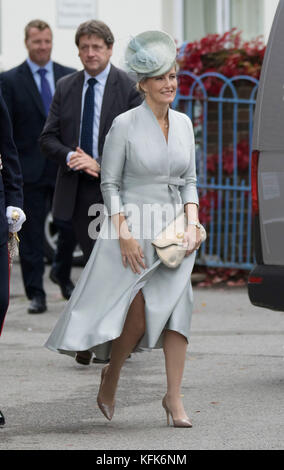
136, 80, 147, 96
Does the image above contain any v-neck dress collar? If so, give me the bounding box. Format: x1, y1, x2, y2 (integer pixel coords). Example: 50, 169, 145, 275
142, 100, 172, 147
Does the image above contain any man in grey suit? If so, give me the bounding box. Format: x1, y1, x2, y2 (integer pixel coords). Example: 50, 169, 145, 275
40, 20, 142, 364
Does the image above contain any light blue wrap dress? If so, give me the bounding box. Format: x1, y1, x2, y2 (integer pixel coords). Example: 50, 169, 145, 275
45, 101, 199, 360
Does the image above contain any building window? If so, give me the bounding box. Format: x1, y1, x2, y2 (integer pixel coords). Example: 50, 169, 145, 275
184, 0, 217, 42
230, 0, 264, 40
183, 0, 264, 42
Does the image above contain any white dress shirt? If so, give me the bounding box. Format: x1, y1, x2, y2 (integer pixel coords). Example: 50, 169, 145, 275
26, 57, 55, 96
67, 62, 111, 164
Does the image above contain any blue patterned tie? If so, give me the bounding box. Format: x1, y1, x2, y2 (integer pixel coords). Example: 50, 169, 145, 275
80, 78, 97, 157
37, 68, 53, 116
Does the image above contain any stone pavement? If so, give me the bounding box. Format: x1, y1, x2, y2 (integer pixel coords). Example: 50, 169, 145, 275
0, 262, 283, 450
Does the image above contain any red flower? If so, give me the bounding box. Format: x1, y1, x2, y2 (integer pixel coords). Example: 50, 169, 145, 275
207, 140, 250, 175
177, 29, 266, 96
198, 190, 218, 224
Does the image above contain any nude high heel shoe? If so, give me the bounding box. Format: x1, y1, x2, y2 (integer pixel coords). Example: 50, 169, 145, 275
162, 395, 192, 428
97, 365, 115, 421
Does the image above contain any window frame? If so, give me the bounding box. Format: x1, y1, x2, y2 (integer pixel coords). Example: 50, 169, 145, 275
181, 0, 264, 42
216, 0, 231, 34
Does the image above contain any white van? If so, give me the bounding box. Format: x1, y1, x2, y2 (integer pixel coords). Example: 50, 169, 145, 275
248, 0, 284, 310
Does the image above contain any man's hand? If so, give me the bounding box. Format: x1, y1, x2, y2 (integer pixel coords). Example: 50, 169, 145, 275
68, 147, 100, 178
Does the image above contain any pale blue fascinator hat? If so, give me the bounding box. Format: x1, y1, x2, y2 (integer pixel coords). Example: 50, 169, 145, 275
125, 30, 177, 81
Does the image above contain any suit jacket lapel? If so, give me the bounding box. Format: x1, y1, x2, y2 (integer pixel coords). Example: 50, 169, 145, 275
99, 64, 117, 145
71, 70, 85, 145
53, 62, 63, 85
19, 61, 46, 117
53, 62, 72, 84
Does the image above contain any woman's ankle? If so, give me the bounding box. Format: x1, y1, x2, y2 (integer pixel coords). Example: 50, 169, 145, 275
165, 391, 182, 402
106, 363, 121, 381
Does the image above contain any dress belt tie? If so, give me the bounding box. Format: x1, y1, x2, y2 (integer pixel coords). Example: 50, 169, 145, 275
123, 175, 185, 187
122, 175, 185, 204
167, 178, 185, 203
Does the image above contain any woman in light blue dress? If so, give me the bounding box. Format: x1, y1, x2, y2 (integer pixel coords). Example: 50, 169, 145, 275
45, 31, 202, 427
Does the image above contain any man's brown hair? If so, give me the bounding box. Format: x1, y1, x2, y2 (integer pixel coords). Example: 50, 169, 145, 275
75, 20, 114, 47
25, 20, 52, 40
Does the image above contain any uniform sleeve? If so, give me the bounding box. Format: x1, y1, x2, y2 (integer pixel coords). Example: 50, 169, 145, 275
179, 117, 199, 206
0, 93, 23, 209
0, 73, 14, 121
100, 116, 127, 216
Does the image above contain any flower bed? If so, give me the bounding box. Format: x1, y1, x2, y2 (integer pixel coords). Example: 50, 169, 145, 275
193, 266, 248, 287
177, 28, 265, 96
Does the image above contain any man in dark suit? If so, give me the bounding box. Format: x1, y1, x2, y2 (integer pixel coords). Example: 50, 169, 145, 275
0, 92, 26, 426
40, 20, 142, 364
0, 20, 78, 314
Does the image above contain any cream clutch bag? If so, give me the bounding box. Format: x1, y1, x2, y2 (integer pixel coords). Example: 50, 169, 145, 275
151, 212, 206, 268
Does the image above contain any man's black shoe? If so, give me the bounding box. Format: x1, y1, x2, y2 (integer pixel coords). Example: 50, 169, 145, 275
0, 410, 5, 426
49, 269, 75, 300
75, 350, 92, 365
28, 296, 47, 314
